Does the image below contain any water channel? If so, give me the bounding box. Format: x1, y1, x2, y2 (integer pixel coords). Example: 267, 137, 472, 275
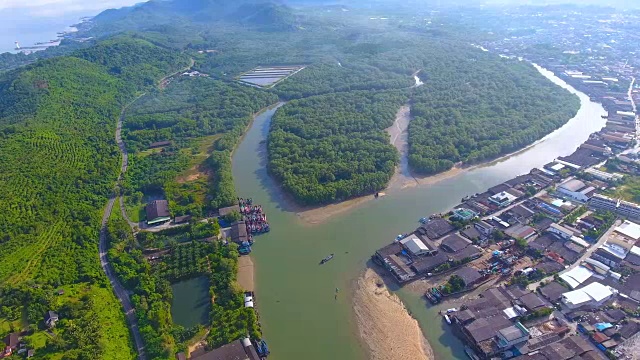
230, 64, 606, 360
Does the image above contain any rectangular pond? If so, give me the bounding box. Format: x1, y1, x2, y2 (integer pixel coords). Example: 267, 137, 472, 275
171, 276, 210, 328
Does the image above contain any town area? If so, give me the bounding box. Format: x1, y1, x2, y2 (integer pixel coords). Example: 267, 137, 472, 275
373, 22, 640, 360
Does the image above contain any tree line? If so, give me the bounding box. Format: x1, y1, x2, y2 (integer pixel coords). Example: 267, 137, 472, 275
268, 90, 408, 205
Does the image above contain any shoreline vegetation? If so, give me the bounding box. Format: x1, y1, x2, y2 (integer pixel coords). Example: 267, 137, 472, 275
353, 268, 433, 360
285, 61, 584, 225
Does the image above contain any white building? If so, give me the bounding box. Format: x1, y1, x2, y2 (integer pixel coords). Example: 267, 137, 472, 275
560, 266, 594, 289
584, 168, 623, 182
489, 191, 518, 207
474, 221, 495, 236
557, 179, 596, 202
561, 282, 616, 309
548, 223, 578, 240
618, 200, 640, 220
589, 194, 618, 212
589, 194, 640, 220
400, 235, 431, 256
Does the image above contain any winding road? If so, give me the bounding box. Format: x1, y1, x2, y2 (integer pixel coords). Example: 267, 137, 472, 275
99, 60, 196, 359
99, 100, 146, 360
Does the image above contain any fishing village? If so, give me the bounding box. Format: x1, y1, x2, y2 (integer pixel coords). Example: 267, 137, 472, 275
373, 55, 640, 360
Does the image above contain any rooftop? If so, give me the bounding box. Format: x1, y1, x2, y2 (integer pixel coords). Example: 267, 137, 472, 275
559, 179, 587, 192
192, 339, 259, 360
417, 218, 455, 240
498, 324, 529, 342
453, 266, 483, 287
540, 282, 569, 302
400, 235, 429, 255
411, 252, 448, 274
615, 220, 640, 240
146, 200, 170, 221
465, 315, 513, 344
518, 293, 546, 311
441, 233, 472, 253
562, 282, 614, 306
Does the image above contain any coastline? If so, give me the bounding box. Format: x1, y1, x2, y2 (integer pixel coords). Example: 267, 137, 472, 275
353, 268, 434, 360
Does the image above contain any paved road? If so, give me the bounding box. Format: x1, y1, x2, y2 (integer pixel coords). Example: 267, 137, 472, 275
100, 61, 195, 357
628, 77, 636, 113
99, 103, 146, 360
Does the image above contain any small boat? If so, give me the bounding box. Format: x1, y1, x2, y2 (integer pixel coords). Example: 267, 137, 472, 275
257, 340, 270, 356
238, 245, 251, 255
320, 254, 334, 265
443, 314, 451, 324
419, 217, 428, 224
465, 346, 480, 360
446, 308, 457, 313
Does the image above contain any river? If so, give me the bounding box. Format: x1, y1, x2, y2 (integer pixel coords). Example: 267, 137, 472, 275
230, 64, 606, 360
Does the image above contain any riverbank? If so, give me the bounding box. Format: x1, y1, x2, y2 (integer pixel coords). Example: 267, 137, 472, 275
353, 268, 433, 360
231, 61, 606, 360
237, 255, 255, 292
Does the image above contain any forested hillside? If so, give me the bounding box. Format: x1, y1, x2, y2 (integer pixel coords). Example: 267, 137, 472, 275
0, 57, 135, 358
0, 57, 123, 285
74, 36, 191, 87
0, 35, 191, 359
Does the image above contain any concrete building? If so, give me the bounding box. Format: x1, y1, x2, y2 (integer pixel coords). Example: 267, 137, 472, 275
589, 194, 618, 212
617, 200, 640, 219
607, 220, 640, 253
548, 223, 579, 240
496, 323, 530, 349
475, 221, 495, 237
590, 193, 640, 220
452, 208, 478, 221
557, 179, 596, 202
584, 168, 623, 182
489, 191, 519, 207
400, 235, 437, 256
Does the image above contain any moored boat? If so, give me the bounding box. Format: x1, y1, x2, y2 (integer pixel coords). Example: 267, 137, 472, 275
465, 346, 480, 360
443, 314, 451, 324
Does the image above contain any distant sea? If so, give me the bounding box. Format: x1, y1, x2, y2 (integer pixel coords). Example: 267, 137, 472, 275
0, 1, 145, 54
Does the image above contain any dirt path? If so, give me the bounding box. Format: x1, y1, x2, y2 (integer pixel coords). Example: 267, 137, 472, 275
237, 256, 255, 292
353, 269, 434, 360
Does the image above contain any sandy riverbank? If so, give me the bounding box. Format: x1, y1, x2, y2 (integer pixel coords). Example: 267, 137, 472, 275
353, 268, 434, 360
386, 105, 419, 190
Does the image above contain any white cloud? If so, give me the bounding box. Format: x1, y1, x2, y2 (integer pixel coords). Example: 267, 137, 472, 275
0, 0, 145, 17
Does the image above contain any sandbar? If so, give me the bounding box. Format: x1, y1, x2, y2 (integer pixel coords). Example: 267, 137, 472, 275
353, 268, 433, 360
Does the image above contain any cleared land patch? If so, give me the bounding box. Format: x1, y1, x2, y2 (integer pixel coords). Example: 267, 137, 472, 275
238, 65, 305, 88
